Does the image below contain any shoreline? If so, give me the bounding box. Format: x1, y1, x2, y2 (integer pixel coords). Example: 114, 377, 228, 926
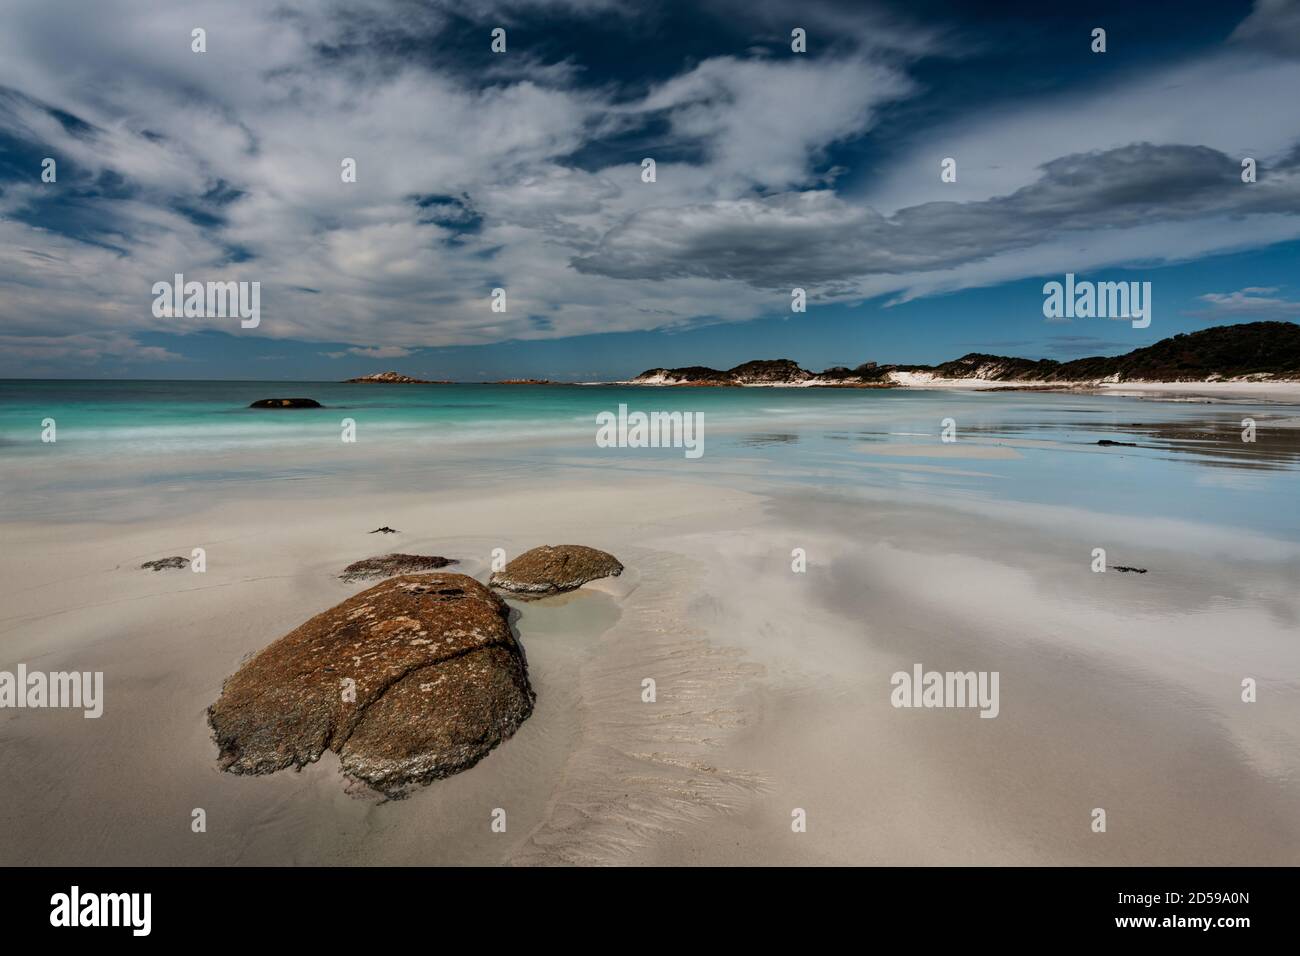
590, 377, 1300, 402
8, 376, 1299, 405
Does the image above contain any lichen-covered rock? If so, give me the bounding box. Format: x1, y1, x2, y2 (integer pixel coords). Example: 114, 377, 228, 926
208, 573, 533, 796
340, 553, 456, 582
490, 544, 623, 597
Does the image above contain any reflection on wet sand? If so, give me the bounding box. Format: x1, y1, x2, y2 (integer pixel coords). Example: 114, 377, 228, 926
958, 413, 1300, 472
737, 433, 800, 447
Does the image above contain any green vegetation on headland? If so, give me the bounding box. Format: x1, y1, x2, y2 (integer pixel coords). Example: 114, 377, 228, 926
632, 322, 1300, 386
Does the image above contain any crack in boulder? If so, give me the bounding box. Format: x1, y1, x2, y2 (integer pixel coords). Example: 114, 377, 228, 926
208, 572, 534, 797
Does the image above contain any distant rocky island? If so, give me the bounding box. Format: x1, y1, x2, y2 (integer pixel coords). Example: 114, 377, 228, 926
343, 371, 452, 384
343, 371, 558, 384
627, 322, 1300, 388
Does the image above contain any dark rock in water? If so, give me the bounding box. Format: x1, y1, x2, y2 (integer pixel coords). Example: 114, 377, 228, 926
208, 573, 534, 797
1097, 439, 1138, 447
340, 554, 457, 582
1114, 566, 1148, 574
490, 544, 623, 598
369, 526, 398, 534
249, 398, 322, 408
141, 556, 189, 571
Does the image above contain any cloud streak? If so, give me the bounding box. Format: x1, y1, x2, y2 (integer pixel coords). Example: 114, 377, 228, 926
574, 144, 1300, 289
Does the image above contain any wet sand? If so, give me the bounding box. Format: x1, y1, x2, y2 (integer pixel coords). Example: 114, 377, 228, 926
2, 457, 1299, 865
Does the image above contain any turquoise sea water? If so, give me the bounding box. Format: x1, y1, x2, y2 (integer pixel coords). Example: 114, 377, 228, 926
2, 380, 1297, 537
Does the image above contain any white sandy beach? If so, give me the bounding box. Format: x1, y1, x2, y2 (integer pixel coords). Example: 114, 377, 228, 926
612, 374, 1300, 404
1091, 380, 1300, 402
891, 376, 1300, 403
854, 375, 1300, 402
2, 438, 1299, 866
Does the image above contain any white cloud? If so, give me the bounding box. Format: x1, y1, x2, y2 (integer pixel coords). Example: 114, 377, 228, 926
639, 55, 913, 192
348, 345, 415, 358
0, 0, 917, 361
1198, 287, 1300, 315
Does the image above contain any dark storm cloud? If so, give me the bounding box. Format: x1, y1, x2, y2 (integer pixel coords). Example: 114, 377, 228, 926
571, 143, 1300, 287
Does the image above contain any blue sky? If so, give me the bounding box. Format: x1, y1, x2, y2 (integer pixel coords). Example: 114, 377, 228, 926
1, 0, 1298, 380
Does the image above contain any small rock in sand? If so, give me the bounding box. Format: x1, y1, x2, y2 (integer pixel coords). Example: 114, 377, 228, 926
340, 554, 457, 582
141, 556, 189, 571
369, 526, 398, 534
208, 572, 534, 797
490, 544, 623, 598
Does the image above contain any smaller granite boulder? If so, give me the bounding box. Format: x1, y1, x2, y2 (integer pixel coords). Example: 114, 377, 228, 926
340, 554, 457, 582
490, 544, 623, 597
249, 398, 322, 408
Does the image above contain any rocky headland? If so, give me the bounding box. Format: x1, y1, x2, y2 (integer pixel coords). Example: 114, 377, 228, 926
625, 322, 1300, 388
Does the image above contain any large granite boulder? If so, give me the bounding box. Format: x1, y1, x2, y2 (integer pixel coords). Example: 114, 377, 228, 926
490, 544, 623, 598
208, 572, 533, 796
